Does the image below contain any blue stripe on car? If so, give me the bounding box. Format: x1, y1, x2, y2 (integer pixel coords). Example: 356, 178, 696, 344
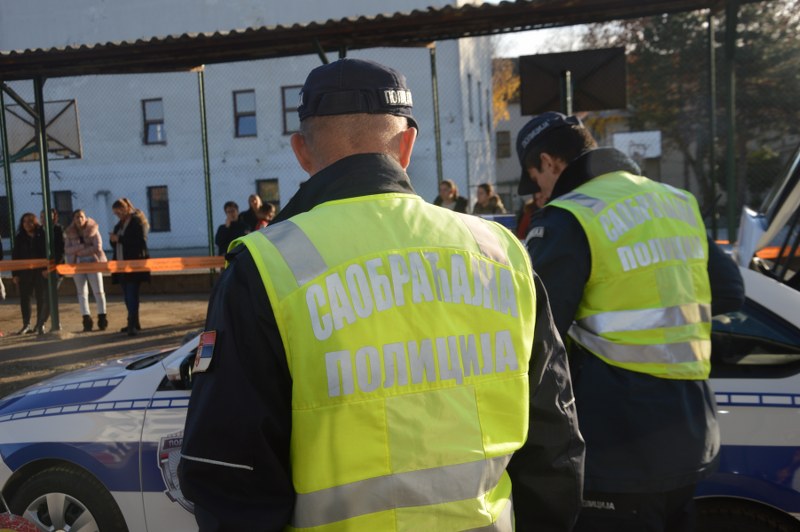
0, 378, 125, 417
0, 441, 166, 492
715, 392, 800, 408
0, 397, 189, 424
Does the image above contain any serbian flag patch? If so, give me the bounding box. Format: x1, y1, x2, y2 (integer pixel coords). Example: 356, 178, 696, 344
193, 331, 217, 373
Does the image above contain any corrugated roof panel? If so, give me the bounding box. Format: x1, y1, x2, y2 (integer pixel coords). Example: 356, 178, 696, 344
0, 0, 741, 81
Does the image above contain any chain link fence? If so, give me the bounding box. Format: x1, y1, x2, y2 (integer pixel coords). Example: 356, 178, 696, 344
2, 2, 798, 256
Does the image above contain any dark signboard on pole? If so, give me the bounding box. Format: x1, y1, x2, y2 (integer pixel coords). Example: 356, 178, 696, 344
519, 47, 627, 115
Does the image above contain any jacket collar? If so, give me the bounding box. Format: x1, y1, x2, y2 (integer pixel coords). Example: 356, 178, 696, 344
273, 153, 416, 223
551, 148, 641, 199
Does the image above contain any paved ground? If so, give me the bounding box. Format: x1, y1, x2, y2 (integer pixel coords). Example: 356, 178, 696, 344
0, 291, 210, 397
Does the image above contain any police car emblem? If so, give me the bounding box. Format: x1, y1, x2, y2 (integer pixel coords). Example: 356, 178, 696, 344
158, 431, 194, 513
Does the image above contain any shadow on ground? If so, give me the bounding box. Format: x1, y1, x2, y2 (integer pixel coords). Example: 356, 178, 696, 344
0, 294, 208, 397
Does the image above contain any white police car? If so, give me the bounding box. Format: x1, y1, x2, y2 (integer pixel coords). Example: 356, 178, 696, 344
696, 144, 800, 531
1, 155, 799, 532
0, 339, 200, 531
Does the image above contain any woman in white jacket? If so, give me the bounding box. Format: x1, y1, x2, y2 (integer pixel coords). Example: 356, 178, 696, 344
64, 209, 108, 331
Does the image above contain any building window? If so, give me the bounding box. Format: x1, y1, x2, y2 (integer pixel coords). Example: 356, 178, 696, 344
256, 178, 281, 210
478, 80, 483, 128
147, 186, 171, 232
234, 90, 257, 137
282, 85, 302, 135
467, 73, 474, 123
142, 98, 166, 145
52, 190, 74, 226
496, 131, 511, 159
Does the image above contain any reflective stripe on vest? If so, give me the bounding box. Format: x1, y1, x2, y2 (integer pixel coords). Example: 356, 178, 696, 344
576, 303, 712, 334
550, 172, 711, 380
234, 193, 534, 531
292, 455, 511, 528
558, 192, 607, 214
256, 213, 510, 289
570, 325, 711, 365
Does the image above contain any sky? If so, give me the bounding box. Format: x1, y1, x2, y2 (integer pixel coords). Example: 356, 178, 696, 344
493, 26, 589, 58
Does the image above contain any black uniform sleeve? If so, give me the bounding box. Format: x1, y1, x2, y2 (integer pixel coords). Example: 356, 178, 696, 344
706, 238, 745, 315
179, 246, 294, 532
507, 273, 585, 531
525, 208, 590, 340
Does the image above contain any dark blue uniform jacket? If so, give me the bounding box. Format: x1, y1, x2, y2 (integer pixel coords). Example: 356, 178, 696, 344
526, 148, 745, 493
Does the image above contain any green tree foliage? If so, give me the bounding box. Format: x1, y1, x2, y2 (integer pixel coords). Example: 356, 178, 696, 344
583, 1, 800, 214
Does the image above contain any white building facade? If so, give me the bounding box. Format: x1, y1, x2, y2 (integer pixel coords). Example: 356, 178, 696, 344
0, 0, 496, 253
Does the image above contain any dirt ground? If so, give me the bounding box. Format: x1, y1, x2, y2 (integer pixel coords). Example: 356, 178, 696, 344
0, 291, 211, 398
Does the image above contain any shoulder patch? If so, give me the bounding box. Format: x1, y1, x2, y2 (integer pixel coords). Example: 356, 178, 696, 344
193, 331, 217, 373
528, 226, 545, 238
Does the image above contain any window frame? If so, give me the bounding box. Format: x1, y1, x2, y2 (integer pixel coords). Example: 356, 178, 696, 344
256, 178, 281, 210
496, 131, 512, 159
52, 190, 74, 227
281, 85, 303, 135
233, 89, 257, 138
142, 98, 166, 145
147, 185, 171, 232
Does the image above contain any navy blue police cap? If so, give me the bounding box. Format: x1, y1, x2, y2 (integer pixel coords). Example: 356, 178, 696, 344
516, 111, 582, 195
297, 58, 417, 129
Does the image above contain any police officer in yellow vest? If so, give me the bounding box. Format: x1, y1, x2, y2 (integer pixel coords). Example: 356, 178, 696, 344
517, 112, 744, 531
179, 60, 585, 531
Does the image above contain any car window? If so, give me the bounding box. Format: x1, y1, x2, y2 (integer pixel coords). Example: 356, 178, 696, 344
711, 299, 800, 378
753, 205, 800, 288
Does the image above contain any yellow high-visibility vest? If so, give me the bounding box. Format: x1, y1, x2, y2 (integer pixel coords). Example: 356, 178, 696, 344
550, 171, 712, 380
234, 192, 536, 531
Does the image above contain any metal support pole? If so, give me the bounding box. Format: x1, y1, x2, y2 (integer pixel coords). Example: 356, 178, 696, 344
708, 10, 718, 240
197, 70, 215, 259
0, 88, 16, 249
313, 40, 329, 65
33, 76, 60, 331
560, 70, 573, 115
429, 45, 443, 184
724, 0, 738, 242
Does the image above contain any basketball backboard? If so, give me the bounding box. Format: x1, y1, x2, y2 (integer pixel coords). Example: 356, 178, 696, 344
1, 99, 82, 162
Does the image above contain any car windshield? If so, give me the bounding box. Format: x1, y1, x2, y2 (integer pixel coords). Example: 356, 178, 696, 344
748, 143, 800, 288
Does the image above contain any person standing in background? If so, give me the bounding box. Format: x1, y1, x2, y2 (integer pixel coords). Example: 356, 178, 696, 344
432, 178, 469, 213
238, 193, 263, 232
41, 208, 65, 289
64, 209, 108, 332
254, 202, 277, 230
215, 201, 248, 256
12, 213, 49, 335
472, 183, 507, 215
109, 198, 150, 336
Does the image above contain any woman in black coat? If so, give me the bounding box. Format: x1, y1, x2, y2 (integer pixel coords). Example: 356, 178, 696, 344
109, 198, 150, 336
11, 212, 50, 335
432, 179, 469, 213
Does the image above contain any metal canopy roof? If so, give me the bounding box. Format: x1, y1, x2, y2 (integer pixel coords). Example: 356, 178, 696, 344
0, 0, 744, 81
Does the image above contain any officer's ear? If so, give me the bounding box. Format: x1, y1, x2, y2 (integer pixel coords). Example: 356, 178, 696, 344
397, 126, 417, 170
540, 152, 567, 176
290, 132, 313, 174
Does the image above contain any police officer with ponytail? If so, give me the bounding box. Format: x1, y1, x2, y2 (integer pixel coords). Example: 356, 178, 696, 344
517, 112, 744, 531
180, 60, 584, 531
